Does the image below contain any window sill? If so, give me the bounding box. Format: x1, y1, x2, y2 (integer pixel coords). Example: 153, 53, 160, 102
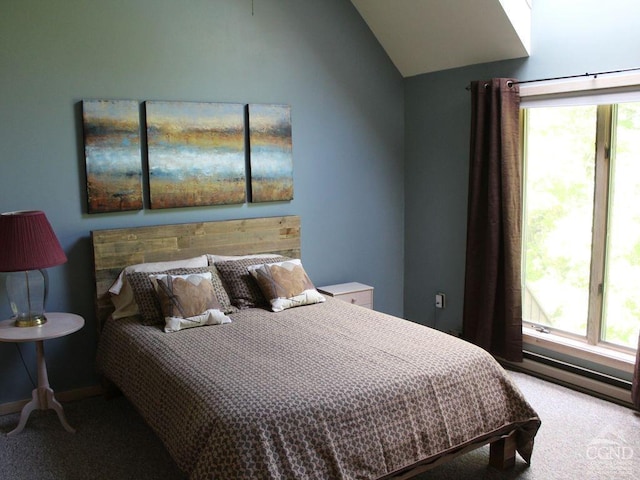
523, 326, 635, 374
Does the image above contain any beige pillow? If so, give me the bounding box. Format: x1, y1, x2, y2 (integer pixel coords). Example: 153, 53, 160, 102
247, 259, 325, 312
149, 272, 232, 332
108, 255, 208, 319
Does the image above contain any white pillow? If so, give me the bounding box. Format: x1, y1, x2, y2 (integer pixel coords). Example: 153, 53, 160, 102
108, 255, 208, 320
163, 309, 231, 333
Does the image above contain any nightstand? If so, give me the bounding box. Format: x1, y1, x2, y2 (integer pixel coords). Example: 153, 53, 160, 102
0, 312, 84, 436
317, 282, 374, 309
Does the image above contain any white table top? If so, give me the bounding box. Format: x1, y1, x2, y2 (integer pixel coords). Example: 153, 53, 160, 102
0, 312, 84, 343
317, 282, 373, 296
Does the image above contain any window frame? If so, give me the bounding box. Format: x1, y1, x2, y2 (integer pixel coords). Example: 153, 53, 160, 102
519, 74, 640, 373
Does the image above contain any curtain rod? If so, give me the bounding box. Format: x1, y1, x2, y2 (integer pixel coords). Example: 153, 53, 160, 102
465, 67, 640, 90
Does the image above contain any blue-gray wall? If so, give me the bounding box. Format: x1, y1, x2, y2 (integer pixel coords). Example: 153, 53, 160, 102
404, 0, 640, 338
3, 0, 639, 406
0, 0, 404, 404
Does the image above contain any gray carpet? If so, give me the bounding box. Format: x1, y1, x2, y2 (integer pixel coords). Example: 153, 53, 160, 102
415, 372, 640, 480
1, 371, 639, 480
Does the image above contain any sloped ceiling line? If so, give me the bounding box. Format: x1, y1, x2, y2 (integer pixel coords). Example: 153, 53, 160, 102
350, 0, 531, 78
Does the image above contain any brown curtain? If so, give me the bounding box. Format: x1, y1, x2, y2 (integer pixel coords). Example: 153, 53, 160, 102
633, 333, 640, 409
462, 78, 523, 362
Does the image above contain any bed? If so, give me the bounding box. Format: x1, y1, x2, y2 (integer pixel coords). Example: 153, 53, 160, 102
92, 215, 540, 480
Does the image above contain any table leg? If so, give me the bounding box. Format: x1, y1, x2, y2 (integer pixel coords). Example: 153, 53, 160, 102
7, 340, 75, 436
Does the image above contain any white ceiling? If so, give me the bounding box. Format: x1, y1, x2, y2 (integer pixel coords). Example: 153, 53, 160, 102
350, 0, 532, 78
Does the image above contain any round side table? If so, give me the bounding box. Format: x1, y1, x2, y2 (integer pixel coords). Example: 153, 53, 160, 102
0, 312, 84, 436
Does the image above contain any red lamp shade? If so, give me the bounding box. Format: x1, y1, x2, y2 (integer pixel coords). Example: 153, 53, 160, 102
0, 210, 67, 272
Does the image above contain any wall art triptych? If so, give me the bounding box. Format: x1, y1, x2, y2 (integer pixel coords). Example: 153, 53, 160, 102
82, 100, 293, 213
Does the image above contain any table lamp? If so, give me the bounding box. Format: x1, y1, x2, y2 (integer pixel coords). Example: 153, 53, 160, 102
0, 211, 67, 327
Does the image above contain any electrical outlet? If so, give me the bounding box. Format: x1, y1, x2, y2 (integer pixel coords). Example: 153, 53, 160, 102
435, 292, 445, 309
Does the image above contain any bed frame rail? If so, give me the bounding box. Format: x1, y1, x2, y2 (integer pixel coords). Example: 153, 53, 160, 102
384, 430, 519, 479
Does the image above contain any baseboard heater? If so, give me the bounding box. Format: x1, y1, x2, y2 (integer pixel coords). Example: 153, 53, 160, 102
502, 351, 633, 407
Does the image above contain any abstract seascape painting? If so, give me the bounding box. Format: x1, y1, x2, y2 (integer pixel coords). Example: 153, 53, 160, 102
145, 101, 246, 209
82, 100, 143, 213
248, 104, 293, 202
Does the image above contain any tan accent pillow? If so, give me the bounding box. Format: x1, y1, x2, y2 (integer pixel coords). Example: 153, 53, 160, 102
149, 272, 232, 333
153, 273, 222, 318
248, 259, 325, 312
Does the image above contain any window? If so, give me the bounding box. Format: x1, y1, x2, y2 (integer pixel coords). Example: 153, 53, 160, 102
522, 99, 640, 353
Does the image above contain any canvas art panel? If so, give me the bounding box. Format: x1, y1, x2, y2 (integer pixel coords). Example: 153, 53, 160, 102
145, 101, 246, 209
248, 104, 293, 202
82, 100, 143, 213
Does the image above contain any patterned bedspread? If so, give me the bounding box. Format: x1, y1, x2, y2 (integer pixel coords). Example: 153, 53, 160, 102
96, 298, 540, 480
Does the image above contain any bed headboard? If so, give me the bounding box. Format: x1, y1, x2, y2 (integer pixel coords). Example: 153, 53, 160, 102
91, 215, 301, 328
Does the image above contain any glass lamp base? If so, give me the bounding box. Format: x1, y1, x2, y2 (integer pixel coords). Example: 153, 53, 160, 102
14, 314, 48, 328
5, 270, 49, 327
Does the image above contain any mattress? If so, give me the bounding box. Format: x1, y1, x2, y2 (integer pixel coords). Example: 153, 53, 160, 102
96, 297, 540, 479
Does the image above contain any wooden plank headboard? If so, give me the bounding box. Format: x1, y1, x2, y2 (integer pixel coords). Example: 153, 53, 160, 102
91, 215, 301, 327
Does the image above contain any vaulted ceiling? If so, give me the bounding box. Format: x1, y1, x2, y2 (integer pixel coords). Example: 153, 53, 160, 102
351, 0, 532, 78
